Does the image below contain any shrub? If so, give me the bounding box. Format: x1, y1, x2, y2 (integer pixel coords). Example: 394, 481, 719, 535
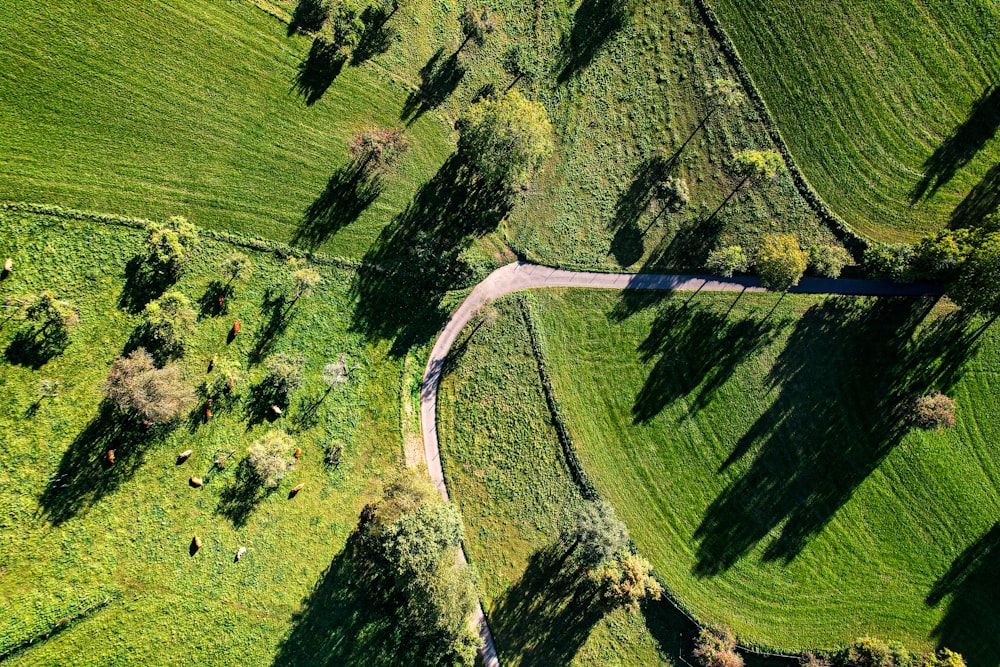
863, 243, 914, 282
349, 127, 409, 173
457, 7, 495, 51
146, 216, 198, 281
262, 353, 305, 405
655, 176, 689, 212
693, 626, 743, 667
904, 392, 956, 430
203, 357, 243, 401
706, 245, 748, 277
562, 499, 629, 569
247, 430, 296, 488
103, 348, 194, 424
810, 244, 852, 278
142, 291, 196, 359
755, 233, 808, 291
592, 550, 663, 613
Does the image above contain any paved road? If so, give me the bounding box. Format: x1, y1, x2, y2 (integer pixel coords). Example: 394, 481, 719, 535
419, 261, 943, 667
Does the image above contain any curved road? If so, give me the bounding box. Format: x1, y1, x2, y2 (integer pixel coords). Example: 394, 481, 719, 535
419, 261, 942, 667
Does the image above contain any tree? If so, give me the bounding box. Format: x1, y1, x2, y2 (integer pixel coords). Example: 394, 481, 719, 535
809, 244, 852, 278
706, 245, 748, 278
706, 150, 785, 222
262, 353, 305, 406
592, 550, 663, 613
349, 126, 410, 173
324, 354, 361, 391
904, 392, 956, 430
673, 79, 745, 159
142, 291, 196, 359
755, 233, 808, 291
22, 291, 79, 342
146, 216, 198, 282
562, 499, 629, 569
693, 626, 743, 667
247, 430, 296, 488
221, 253, 253, 292
103, 348, 195, 424
291, 266, 322, 305
457, 7, 495, 53
203, 357, 243, 402
502, 45, 539, 90
359, 469, 480, 666
317, 0, 366, 58
949, 230, 1000, 315
458, 88, 554, 188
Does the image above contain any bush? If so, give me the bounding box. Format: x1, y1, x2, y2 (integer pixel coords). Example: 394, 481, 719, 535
904, 392, 956, 430
349, 127, 409, 173
863, 243, 914, 282
146, 216, 198, 281
810, 244, 852, 278
562, 499, 629, 569
755, 233, 808, 291
693, 626, 743, 667
592, 550, 663, 613
142, 291, 196, 359
103, 348, 194, 424
706, 245, 748, 277
247, 430, 296, 488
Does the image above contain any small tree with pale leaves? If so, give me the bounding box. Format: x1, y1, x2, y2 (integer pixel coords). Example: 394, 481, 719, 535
103, 348, 195, 424
247, 430, 296, 488
457, 7, 495, 53
592, 550, 663, 613
706, 245, 748, 278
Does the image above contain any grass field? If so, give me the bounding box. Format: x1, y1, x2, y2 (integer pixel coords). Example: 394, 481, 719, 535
527, 288, 1000, 664
712, 0, 1000, 242
436, 294, 675, 666
0, 0, 452, 260
0, 0, 841, 274
0, 209, 420, 664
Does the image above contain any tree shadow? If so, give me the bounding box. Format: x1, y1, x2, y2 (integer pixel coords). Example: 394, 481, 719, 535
216, 458, 275, 528
292, 161, 383, 251
294, 38, 346, 106
693, 297, 981, 575
610, 156, 674, 267
632, 292, 789, 424
4, 325, 70, 369
557, 0, 627, 83
198, 280, 228, 319
38, 402, 168, 525
352, 6, 398, 65
912, 85, 1000, 202
248, 288, 292, 366
950, 161, 1000, 229
926, 522, 1000, 666
244, 376, 293, 427
351, 153, 512, 356
118, 255, 169, 314
490, 543, 604, 664
401, 48, 466, 125
288, 0, 328, 35
271, 531, 439, 666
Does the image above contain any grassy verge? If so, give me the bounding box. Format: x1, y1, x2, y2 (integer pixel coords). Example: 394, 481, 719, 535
711, 0, 1000, 242
0, 209, 408, 664
437, 293, 672, 666
531, 287, 1000, 664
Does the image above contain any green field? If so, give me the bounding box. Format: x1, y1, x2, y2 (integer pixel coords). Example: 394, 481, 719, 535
0, 209, 417, 664
0, 0, 452, 260
525, 288, 1000, 664
437, 294, 675, 666
712, 0, 1000, 242
0, 0, 841, 274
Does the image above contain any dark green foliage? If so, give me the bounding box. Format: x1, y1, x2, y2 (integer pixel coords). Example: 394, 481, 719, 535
864, 243, 915, 282
261, 353, 305, 405
563, 499, 629, 569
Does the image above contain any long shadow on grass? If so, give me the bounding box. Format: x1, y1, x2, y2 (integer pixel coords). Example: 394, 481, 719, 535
216, 458, 275, 528
951, 161, 1000, 229
693, 297, 983, 574
400, 48, 465, 125
632, 292, 789, 423
271, 531, 428, 666
292, 161, 383, 251
491, 543, 604, 664
294, 38, 345, 106
609, 156, 674, 267
248, 288, 292, 366
351, 153, 511, 356
118, 255, 171, 314
39, 403, 169, 525
557, 0, 627, 83
912, 85, 1000, 202
4, 323, 70, 369
926, 522, 1000, 666
352, 6, 398, 65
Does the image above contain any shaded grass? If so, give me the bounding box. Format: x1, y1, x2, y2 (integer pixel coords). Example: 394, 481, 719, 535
531, 288, 1000, 663
437, 294, 673, 666
0, 210, 405, 663
712, 0, 1000, 241
0, 0, 452, 260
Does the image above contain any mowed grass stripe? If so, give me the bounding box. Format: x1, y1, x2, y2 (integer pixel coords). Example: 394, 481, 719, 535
532, 288, 1000, 662
712, 0, 1000, 242
0, 0, 451, 258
